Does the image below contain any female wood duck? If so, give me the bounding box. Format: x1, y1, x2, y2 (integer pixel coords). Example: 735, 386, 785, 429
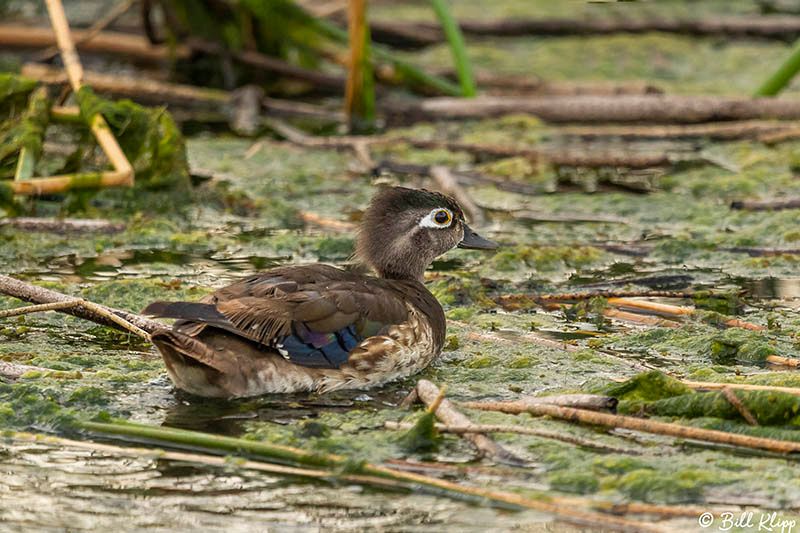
143, 186, 497, 398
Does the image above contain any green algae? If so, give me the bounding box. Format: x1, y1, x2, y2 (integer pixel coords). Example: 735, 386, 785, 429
609, 468, 717, 503
621, 390, 800, 426
398, 411, 442, 453
601, 370, 694, 402
0, 83, 49, 180
490, 244, 607, 273
76, 87, 191, 192
0, 73, 36, 118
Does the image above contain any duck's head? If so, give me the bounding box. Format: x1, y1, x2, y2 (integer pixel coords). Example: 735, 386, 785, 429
355, 186, 498, 281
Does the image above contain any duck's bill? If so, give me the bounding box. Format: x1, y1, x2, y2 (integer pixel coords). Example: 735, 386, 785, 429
458, 224, 499, 250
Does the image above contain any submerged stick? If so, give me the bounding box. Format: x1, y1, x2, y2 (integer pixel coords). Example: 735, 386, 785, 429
5, 430, 408, 491
415, 380, 526, 466
0, 274, 161, 337
474, 402, 800, 455
78, 418, 663, 531
384, 422, 636, 456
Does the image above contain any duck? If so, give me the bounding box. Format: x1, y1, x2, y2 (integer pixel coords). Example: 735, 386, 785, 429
143, 186, 498, 398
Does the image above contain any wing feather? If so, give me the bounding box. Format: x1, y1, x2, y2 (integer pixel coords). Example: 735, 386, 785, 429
143, 265, 411, 369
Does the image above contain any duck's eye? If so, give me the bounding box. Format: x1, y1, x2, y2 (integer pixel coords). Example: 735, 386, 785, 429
419, 207, 454, 229
434, 209, 451, 225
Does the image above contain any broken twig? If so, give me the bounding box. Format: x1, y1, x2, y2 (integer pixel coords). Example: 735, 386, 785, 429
385, 95, 800, 124
721, 387, 759, 426
458, 394, 618, 413
415, 380, 526, 466
0, 274, 161, 338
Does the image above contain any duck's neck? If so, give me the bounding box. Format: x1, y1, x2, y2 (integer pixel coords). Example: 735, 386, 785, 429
376, 265, 426, 283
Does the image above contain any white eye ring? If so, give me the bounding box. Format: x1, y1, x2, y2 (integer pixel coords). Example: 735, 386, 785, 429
419, 208, 453, 229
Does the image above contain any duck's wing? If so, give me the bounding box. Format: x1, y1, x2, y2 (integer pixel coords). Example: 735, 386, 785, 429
143, 266, 410, 369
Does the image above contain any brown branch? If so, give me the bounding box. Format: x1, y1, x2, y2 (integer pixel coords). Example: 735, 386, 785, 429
415, 380, 527, 466
0, 24, 189, 62
556, 120, 798, 141
607, 298, 765, 331
766, 355, 800, 367
0, 301, 81, 318
0, 217, 125, 233
730, 198, 800, 211
188, 38, 346, 92
400, 138, 685, 169
23, 63, 230, 107
719, 246, 800, 256
759, 127, 800, 144
606, 298, 694, 317
34, 0, 137, 61
262, 97, 345, 122
458, 394, 618, 413
0, 274, 162, 337
471, 401, 800, 455
470, 73, 664, 97
681, 380, 800, 395
602, 308, 681, 328
370, 15, 800, 44
384, 95, 800, 125
721, 387, 759, 426
26, 63, 344, 124
384, 421, 640, 455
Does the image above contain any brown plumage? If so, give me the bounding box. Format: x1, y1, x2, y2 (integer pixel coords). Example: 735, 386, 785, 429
144, 186, 497, 398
